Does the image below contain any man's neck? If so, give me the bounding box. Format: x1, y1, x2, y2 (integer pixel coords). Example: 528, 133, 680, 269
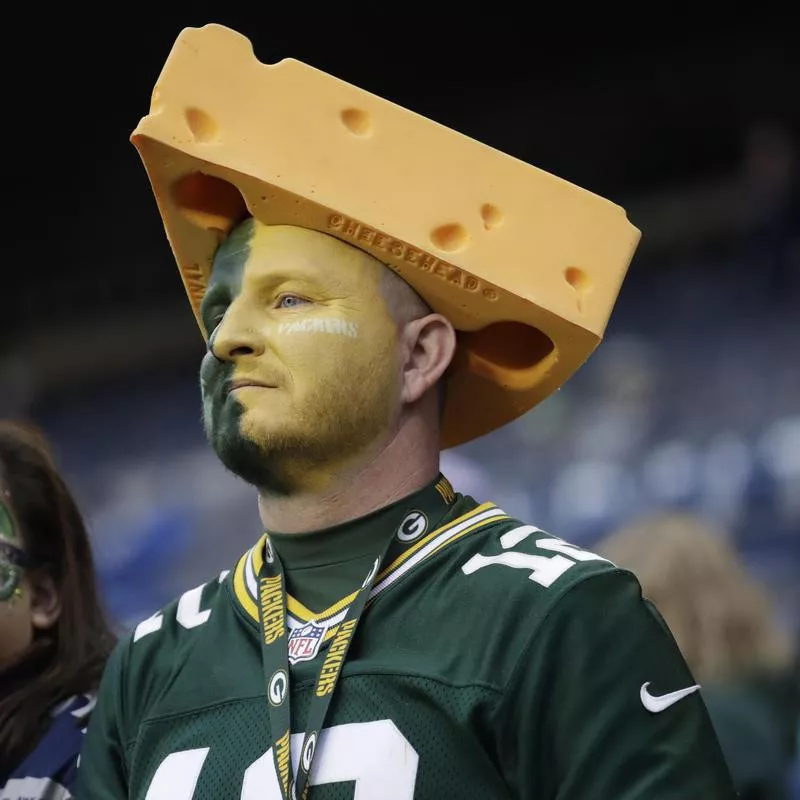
257, 418, 439, 534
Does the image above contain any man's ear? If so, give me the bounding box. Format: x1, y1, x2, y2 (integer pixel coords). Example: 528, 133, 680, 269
400, 313, 457, 406
29, 572, 61, 631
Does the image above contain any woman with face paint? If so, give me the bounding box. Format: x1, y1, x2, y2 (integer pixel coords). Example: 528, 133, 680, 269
0, 421, 117, 798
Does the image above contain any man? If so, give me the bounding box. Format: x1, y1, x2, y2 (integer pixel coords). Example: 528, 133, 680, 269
77, 23, 737, 799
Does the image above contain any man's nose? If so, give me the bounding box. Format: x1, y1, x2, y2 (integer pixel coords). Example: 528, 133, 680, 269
208, 312, 265, 361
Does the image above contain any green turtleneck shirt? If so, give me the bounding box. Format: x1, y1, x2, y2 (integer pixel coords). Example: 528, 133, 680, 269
266, 473, 461, 616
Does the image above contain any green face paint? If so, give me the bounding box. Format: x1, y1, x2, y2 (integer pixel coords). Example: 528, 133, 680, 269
199, 218, 256, 484
0, 501, 24, 602
0, 500, 17, 543
0, 560, 21, 601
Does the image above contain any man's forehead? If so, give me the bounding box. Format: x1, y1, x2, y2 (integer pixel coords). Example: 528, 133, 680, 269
208, 220, 384, 289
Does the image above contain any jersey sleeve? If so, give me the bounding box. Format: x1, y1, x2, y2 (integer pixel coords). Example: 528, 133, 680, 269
75, 637, 131, 799
499, 569, 738, 799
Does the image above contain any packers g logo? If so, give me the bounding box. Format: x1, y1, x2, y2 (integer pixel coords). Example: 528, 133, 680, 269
268, 669, 288, 706
301, 731, 317, 773
396, 511, 427, 543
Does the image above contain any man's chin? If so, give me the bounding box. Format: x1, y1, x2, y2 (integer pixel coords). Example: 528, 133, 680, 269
203, 401, 278, 491
210, 426, 290, 494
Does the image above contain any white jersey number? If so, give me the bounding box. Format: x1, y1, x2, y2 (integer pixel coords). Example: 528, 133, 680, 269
133, 571, 229, 643
461, 525, 609, 587
144, 720, 418, 800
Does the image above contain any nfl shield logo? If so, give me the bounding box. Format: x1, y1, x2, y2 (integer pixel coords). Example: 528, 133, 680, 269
288, 621, 327, 664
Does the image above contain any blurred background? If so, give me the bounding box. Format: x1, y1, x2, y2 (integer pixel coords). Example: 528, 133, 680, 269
2, 6, 798, 706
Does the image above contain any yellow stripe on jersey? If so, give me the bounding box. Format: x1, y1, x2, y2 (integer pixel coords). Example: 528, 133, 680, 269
233, 550, 258, 622
252, 535, 266, 574
434, 476, 456, 505
287, 591, 358, 625
421, 518, 497, 563
374, 502, 498, 580
244, 536, 361, 625
232, 502, 507, 628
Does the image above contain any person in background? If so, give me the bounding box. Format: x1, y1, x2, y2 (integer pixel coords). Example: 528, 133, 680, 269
0, 420, 117, 799
597, 511, 800, 800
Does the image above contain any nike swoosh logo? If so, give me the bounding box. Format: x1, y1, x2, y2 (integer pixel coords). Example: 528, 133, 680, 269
640, 681, 701, 713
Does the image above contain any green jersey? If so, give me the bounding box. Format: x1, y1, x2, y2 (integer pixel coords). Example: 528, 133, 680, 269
77, 476, 735, 798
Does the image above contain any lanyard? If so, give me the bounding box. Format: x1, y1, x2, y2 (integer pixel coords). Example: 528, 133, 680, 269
257, 534, 392, 800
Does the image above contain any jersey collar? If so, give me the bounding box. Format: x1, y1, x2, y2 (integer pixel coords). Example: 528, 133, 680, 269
228, 475, 507, 639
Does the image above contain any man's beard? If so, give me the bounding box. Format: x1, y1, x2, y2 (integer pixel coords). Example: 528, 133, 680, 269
205, 406, 294, 495
201, 364, 397, 497
199, 358, 283, 493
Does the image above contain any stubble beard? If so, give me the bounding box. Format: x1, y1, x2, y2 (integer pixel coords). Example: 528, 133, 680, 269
203, 377, 398, 497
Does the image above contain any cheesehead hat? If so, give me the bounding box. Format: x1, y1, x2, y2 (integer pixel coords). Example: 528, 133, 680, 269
130, 23, 641, 449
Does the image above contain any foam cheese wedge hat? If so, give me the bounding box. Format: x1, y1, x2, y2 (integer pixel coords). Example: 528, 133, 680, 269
130, 23, 641, 449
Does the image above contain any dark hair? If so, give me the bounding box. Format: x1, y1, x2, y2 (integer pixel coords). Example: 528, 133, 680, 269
0, 420, 117, 772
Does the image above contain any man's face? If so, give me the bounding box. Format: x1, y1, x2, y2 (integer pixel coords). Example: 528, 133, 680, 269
199, 220, 402, 493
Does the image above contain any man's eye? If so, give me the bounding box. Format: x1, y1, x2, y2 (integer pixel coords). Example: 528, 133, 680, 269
277, 294, 309, 309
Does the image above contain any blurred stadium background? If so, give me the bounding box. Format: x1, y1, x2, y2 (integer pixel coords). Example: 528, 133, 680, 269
1, 16, 797, 648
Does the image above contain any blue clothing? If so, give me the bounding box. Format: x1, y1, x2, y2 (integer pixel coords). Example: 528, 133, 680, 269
1, 694, 95, 800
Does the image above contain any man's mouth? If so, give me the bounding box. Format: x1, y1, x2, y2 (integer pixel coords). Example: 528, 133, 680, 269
226, 378, 276, 394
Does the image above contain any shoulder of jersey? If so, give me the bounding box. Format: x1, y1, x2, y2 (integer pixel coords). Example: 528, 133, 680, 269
394, 510, 632, 685
114, 569, 232, 705
447, 512, 623, 619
